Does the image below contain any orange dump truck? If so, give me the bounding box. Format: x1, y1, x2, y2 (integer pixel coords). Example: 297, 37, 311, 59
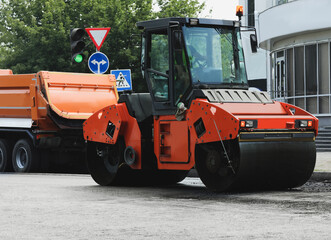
0, 70, 117, 172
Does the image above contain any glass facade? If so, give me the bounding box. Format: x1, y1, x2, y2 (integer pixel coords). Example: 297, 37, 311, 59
272, 41, 331, 115
247, 0, 255, 27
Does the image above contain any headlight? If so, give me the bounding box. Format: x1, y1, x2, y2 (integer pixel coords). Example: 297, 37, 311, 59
295, 120, 313, 128
240, 120, 257, 128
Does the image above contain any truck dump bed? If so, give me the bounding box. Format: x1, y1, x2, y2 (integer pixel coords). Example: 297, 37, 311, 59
0, 71, 118, 130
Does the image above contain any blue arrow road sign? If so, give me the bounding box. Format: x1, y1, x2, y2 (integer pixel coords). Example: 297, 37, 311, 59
111, 69, 132, 91
88, 52, 109, 74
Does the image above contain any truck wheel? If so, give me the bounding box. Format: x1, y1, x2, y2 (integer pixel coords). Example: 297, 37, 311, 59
87, 142, 120, 186
12, 139, 39, 172
0, 139, 10, 172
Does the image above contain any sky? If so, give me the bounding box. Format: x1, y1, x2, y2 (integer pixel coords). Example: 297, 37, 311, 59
200, 0, 239, 20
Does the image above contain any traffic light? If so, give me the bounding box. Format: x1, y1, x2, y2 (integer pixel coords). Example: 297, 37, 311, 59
70, 28, 86, 63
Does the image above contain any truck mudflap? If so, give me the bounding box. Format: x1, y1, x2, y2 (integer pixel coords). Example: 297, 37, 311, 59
195, 132, 316, 192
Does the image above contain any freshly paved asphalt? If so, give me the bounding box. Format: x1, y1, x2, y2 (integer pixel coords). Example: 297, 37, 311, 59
310, 152, 331, 181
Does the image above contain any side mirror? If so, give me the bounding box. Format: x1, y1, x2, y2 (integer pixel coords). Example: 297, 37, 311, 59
250, 34, 258, 53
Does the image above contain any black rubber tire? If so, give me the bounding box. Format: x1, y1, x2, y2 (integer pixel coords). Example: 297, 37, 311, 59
0, 139, 10, 172
86, 142, 120, 186
12, 139, 39, 173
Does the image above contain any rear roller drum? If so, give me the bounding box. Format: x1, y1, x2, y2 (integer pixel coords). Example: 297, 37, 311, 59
86, 142, 121, 186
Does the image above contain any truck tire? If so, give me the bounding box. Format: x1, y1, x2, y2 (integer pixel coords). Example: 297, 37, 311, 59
12, 139, 39, 173
0, 139, 10, 172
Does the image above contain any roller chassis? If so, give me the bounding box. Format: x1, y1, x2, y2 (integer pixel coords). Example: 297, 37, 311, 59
84, 91, 318, 191
83, 17, 318, 192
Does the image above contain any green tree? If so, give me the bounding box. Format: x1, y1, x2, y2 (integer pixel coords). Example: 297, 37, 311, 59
155, 0, 205, 18
0, 0, 205, 91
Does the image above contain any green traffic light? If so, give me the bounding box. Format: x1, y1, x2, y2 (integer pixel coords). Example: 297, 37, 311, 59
74, 54, 83, 63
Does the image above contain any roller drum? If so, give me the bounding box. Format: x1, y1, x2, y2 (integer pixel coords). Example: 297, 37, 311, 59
195, 138, 316, 192
235, 140, 316, 190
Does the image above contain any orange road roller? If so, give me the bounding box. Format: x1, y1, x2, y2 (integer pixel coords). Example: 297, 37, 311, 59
83, 18, 318, 191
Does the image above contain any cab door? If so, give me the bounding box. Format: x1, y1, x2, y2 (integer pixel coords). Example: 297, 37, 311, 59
142, 25, 191, 115
154, 116, 190, 170
152, 28, 192, 169
143, 28, 175, 115
143, 26, 192, 169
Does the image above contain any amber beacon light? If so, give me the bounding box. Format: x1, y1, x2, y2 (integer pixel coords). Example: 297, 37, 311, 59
236, 5, 243, 21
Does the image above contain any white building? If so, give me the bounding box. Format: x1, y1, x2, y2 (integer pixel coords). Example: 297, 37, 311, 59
238, 0, 268, 91
241, 0, 331, 127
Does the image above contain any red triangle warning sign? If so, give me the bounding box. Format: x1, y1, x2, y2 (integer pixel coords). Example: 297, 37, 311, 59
86, 27, 111, 51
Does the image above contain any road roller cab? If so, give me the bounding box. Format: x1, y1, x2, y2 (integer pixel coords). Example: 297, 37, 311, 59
83, 18, 318, 191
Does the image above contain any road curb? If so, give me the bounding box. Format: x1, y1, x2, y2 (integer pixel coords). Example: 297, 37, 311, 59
188, 169, 331, 182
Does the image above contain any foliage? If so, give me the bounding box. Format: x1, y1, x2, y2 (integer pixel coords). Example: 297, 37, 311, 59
0, 0, 205, 92
154, 0, 205, 18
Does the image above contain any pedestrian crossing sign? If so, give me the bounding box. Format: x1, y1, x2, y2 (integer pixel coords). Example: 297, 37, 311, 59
111, 69, 132, 91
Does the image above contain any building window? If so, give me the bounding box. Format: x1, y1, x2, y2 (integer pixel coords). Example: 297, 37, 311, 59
248, 0, 255, 27
286, 48, 294, 104
318, 43, 330, 113
305, 45, 317, 113
294, 46, 304, 110
272, 41, 331, 115
277, 0, 288, 5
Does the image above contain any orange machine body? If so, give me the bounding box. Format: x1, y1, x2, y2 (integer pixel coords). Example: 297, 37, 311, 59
84, 94, 318, 171
83, 103, 142, 169
187, 99, 318, 144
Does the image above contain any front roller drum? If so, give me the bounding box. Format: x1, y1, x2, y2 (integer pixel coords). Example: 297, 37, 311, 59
195, 139, 316, 192
237, 140, 316, 190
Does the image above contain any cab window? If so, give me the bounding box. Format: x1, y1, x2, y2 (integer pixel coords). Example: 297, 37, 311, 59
147, 31, 169, 101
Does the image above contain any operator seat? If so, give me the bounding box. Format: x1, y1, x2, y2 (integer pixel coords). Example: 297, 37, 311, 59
118, 93, 153, 123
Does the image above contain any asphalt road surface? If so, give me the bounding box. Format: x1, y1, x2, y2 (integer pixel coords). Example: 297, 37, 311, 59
0, 173, 331, 240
